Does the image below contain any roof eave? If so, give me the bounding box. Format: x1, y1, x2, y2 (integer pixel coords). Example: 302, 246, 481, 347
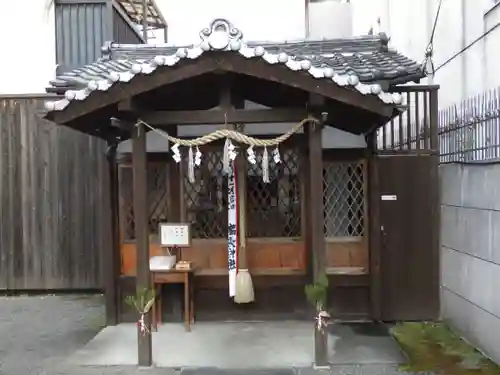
387, 71, 426, 87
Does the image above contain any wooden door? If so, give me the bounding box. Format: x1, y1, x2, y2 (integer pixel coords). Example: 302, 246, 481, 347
376, 154, 440, 321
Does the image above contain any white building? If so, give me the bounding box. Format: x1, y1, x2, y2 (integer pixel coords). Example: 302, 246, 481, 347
372, 0, 500, 108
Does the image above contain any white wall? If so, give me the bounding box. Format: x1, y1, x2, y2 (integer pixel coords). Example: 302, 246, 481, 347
155, 0, 354, 44
155, 0, 306, 44
0, 0, 56, 94
350, 0, 383, 35
365, 0, 500, 109
484, 4, 500, 93
429, 0, 499, 108
309, 1, 353, 39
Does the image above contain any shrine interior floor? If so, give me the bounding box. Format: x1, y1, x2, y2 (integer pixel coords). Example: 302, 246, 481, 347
68, 321, 406, 368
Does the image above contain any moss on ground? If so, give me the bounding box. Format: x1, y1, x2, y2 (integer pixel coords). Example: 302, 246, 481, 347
390, 322, 500, 375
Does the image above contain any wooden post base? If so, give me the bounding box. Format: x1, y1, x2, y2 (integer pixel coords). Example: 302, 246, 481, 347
314, 327, 329, 367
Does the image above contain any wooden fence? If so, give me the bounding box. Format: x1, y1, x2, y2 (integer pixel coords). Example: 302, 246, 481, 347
376, 85, 439, 152
0, 95, 109, 291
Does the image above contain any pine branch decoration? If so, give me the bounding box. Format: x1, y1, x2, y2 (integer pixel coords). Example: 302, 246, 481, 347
125, 288, 156, 314
125, 288, 157, 336
304, 273, 329, 310
305, 273, 331, 332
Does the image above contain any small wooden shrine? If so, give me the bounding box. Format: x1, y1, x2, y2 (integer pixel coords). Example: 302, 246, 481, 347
44, 19, 440, 367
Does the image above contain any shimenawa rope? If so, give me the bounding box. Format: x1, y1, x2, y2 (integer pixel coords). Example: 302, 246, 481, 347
135, 116, 318, 183
136, 117, 318, 147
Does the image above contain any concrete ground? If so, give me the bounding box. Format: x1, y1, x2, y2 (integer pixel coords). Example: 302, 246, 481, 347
71, 321, 405, 368
0, 294, 431, 375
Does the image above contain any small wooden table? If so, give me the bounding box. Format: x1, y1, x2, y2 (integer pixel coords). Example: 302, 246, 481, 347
151, 268, 195, 332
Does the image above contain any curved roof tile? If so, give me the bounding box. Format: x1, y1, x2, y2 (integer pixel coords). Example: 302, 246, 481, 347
45, 19, 422, 113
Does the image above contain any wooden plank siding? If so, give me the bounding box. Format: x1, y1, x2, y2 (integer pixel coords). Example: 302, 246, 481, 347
120, 239, 368, 277
0, 95, 108, 291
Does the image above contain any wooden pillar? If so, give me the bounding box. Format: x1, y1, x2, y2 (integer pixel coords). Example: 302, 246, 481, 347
132, 122, 152, 366
300, 145, 312, 280
366, 133, 382, 321
235, 142, 248, 274
307, 120, 328, 367
104, 141, 120, 326
167, 126, 184, 319
429, 87, 441, 317
429, 88, 439, 152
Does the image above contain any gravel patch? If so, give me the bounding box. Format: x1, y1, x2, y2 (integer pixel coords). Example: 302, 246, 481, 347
0, 294, 104, 375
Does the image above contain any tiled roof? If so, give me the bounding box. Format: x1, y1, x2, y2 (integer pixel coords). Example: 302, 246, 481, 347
45, 19, 422, 113
105, 36, 423, 84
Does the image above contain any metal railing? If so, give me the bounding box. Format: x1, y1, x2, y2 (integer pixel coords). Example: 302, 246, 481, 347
438, 87, 500, 163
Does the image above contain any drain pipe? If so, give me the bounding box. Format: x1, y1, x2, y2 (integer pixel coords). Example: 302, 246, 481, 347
305, 0, 310, 39
142, 0, 148, 42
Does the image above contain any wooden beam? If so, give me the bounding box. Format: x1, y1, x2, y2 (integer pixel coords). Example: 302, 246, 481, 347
219, 74, 233, 108
49, 57, 220, 124
141, 108, 310, 126
306, 120, 328, 367
104, 142, 120, 326
219, 54, 395, 118
117, 99, 136, 112
132, 122, 152, 366
117, 98, 143, 123
66, 117, 129, 141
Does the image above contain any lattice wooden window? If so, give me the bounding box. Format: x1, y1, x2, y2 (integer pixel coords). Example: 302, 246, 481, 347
323, 160, 366, 238
119, 163, 169, 241
183, 150, 228, 239
247, 149, 301, 238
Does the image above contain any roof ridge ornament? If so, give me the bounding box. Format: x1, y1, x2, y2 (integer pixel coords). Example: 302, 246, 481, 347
378, 32, 390, 52
199, 19, 243, 51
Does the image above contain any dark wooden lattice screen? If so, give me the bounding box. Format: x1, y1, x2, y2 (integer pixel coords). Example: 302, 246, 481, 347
182, 148, 301, 239
323, 160, 366, 238
119, 163, 169, 240
183, 150, 228, 239
246, 149, 301, 238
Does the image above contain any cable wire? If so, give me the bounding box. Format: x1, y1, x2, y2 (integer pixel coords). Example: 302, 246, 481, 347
422, 0, 444, 76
